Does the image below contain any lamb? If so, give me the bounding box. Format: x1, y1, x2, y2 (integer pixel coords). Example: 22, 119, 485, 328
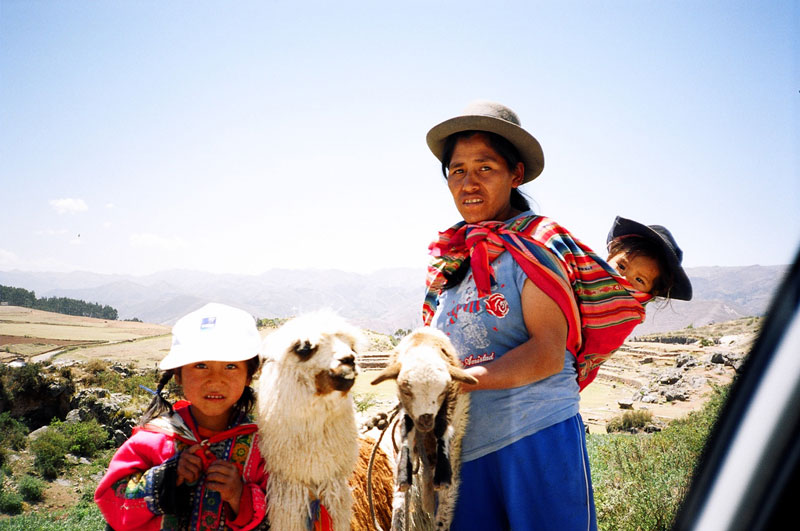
371, 326, 478, 530
256, 310, 392, 531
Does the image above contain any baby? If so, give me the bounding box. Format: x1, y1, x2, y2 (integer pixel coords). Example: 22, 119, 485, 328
606, 216, 692, 301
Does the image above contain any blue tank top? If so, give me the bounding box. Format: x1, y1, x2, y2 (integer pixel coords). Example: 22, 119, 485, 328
433, 217, 580, 462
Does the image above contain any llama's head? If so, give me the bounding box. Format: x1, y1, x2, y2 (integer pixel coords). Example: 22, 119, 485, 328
261, 310, 365, 396
371, 327, 477, 432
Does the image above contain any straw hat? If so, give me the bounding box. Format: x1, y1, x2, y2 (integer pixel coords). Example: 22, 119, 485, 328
607, 216, 693, 301
426, 100, 545, 183
160, 302, 261, 370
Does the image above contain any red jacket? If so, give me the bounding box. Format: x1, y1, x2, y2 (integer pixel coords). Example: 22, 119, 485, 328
94, 401, 268, 530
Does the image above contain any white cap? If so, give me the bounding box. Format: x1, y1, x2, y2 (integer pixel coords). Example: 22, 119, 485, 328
160, 303, 261, 370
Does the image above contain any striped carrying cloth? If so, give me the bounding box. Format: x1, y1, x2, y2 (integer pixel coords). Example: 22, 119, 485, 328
423, 215, 652, 390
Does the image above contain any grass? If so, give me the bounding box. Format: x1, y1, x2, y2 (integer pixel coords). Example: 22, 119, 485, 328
0, 501, 105, 530
588, 386, 728, 530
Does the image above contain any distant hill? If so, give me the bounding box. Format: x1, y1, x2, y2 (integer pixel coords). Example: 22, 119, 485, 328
0, 265, 787, 335
0, 284, 119, 320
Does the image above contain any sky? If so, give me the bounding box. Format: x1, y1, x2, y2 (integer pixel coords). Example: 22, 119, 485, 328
1, 0, 798, 276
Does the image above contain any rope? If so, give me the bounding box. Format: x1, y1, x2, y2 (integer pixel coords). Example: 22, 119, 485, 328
366, 403, 400, 531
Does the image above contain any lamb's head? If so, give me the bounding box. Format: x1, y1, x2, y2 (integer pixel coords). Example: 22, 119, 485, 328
371, 327, 477, 432
261, 310, 365, 396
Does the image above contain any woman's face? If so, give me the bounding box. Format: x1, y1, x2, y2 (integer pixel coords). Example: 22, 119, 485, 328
446, 133, 524, 223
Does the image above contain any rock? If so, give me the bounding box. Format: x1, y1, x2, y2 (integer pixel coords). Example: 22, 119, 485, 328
659, 369, 683, 385
664, 388, 689, 402
47, 381, 70, 397
711, 353, 728, 364
641, 394, 660, 403
110, 364, 132, 377
618, 400, 634, 410
70, 388, 137, 434
689, 376, 708, 389
639, 357, 654, 365
28, 426, 50, 440
65, 453, 80, 464
113, 429, 127, 447
65, 409, 83, 423
676, 354, 697, 368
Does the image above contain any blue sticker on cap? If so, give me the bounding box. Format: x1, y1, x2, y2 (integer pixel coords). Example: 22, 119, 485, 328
200, 317, 216, 330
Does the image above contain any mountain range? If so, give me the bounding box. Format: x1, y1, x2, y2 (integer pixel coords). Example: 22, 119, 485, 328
0, 264, 788, 335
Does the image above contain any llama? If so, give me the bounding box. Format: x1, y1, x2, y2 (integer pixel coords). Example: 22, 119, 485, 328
256, 310, 392, 530
371, 326, 478, 530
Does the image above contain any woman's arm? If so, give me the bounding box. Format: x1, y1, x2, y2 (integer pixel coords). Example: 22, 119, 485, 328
465, 279, 568, 391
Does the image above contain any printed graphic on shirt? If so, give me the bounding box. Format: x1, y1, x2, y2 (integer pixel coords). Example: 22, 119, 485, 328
484, 292, 509, 318
441, 275, 516, 367
444, 277, 510, 325
451, 279, 490, 351
463, 352, 496, 367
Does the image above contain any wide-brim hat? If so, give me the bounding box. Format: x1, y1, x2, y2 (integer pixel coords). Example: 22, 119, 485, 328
426, 100, 545, 183
607, 216, 693, 301
160, 302, 261, 370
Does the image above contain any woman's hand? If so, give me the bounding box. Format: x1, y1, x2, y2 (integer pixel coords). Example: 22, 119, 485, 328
176, 445, 204, 486
205, 460, 244, 515
465, 279, 568, 391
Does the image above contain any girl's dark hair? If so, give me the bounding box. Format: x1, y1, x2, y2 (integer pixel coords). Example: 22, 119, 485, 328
138, 356, 261, 427
607, 236, 675, 299
440, 130, 531, 212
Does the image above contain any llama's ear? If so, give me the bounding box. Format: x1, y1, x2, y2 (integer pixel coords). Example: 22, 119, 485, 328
371, 362, 401, 385
449, 366, 479, 385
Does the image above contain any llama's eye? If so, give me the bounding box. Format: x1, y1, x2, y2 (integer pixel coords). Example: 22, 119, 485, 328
292, 340, 318, 361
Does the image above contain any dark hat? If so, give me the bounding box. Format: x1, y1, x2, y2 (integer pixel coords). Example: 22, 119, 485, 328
426, 100, 545, 183
607, 216, 693, 301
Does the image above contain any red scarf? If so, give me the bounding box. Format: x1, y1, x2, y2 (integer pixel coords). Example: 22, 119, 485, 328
424, 215, 651, 390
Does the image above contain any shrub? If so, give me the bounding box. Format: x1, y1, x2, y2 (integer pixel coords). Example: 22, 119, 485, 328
0, 490, 23, 515
58, 418, 109, 457
1, 362, 46, 399
84, 363, 161, 399
354, 392, 378, 413
85, 358, 108, 375
29, 419, 110, 478
606, 410, 654, 433
17, 474, 46, 503
30, 428, 68, 479
0, 411, 30, 451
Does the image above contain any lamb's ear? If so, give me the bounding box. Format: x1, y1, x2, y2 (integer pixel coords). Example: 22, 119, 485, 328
371, 362, 401, 385
449, 366, 479, 385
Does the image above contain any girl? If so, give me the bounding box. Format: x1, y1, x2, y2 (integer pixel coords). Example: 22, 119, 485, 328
606, 215, 693, 301
95, 303, 268, 531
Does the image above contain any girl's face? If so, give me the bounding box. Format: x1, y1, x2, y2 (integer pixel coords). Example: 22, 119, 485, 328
447, 133, 524, 223
608, 252, 661, 293
176, 360, 251, 431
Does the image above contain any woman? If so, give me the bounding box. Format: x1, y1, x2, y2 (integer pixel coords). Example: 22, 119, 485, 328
423, 101, 647, 530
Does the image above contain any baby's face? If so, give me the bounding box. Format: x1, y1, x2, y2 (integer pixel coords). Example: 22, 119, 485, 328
608, 252, 660, 293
